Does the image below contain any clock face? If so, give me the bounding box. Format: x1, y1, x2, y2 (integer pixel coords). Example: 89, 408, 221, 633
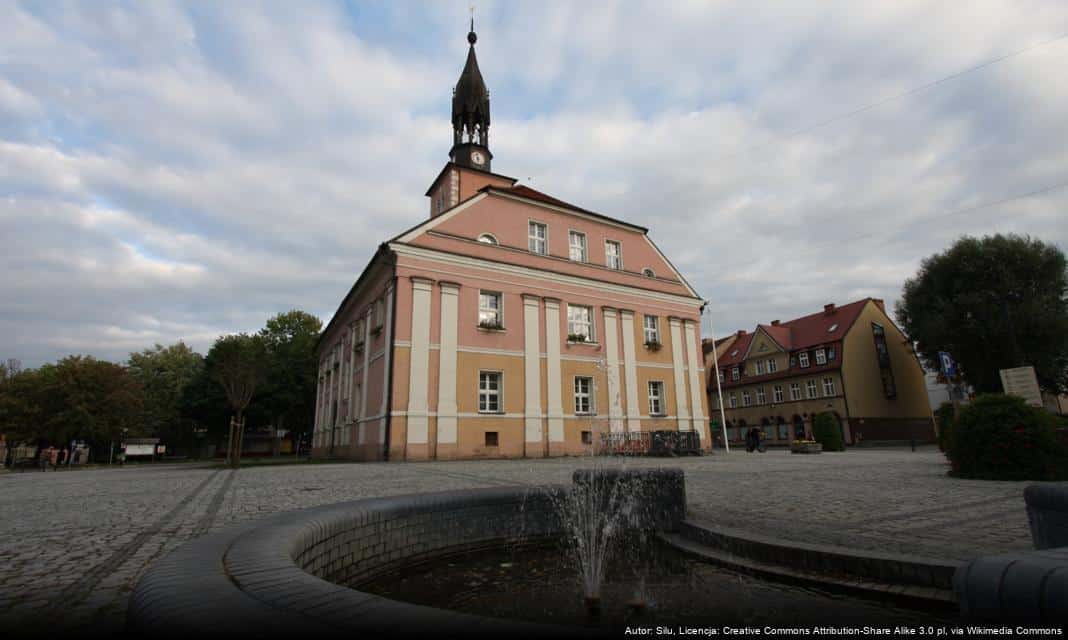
471, 150, 485, 166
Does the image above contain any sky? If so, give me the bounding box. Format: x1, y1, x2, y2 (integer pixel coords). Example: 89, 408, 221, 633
2, 1, 1067, 368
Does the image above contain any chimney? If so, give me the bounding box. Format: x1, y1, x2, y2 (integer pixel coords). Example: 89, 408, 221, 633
736, 329, 746, 337
823, 303, 836, 316
771, 320, 780, 327
872, 298, 885, 313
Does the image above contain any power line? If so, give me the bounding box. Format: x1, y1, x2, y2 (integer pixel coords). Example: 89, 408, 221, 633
713, 32, 1068, 166
793, 177, 1068, 257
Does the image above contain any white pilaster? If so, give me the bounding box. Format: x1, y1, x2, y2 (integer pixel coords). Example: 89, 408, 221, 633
684, 319, 708, 441
407, 278, 432, 445
619, 310, 641, 432
544, 298, 565, 444
669, 317, 691, 431
523, 295, 543, 447
437, 282, 460, 445
603, 308, 624, 433
358, 307, 372, 445
378, 283, 394, 446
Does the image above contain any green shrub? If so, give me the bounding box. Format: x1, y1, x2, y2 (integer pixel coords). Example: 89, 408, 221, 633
947, 393, 1068, 480
812, 412, 844, 452
934, 402, 956, 452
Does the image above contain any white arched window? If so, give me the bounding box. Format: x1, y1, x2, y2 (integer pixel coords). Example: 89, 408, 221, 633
477, 233, 498, 245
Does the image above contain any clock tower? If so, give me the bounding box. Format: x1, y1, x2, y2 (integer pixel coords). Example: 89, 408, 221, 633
449, 20, 492, 172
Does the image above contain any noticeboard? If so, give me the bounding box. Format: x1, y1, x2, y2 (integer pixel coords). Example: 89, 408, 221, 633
999, 366, 1043, 407
124, 444, 156, 456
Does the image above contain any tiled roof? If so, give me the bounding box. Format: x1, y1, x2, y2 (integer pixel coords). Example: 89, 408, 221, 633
716, 298, 872, 368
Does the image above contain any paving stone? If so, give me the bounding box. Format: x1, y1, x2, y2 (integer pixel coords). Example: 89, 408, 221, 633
0, 447, 1033, 630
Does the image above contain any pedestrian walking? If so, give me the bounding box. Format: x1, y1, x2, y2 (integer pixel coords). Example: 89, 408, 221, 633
49, 446, 59, 470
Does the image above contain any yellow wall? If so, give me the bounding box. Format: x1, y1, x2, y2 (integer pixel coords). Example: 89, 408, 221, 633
841, 301, 932, 420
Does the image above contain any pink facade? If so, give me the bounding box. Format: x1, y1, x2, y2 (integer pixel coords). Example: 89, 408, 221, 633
312, 168, 711, 461
312, 26, 709, 461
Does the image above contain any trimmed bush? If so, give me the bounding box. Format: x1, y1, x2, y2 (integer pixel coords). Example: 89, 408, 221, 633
812, 412, 845, 452
934, 402, 956, 452
947, 393, 1068, 481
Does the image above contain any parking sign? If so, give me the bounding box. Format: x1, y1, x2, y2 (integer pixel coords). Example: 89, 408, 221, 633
938, 351, 957, 378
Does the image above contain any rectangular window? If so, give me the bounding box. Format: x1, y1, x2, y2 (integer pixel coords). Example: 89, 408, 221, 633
355, 319, 365, 345
789, 383, 802, 401
574, 376, 593, 414
756, 387, 766, 404
478, 291, 502, 328
485, 431, 499, 447
773, 385, 783, 403
569, 231, 587, 262
373, 299, 384, 328
823, 376, 836, 396
806, 379, 818, 399
528, 221, 547, 255
815, 348, 827, 365
828, 346, 836, 360
798, 352, 810, 368
567, 304, 594, 341
643, 315, 660, 344
648, 381, 664, 415
755, 360, 766, 375
742, 391, 752, 407
728, 393, 737, 408
718, 370, 725, 383
778, 423, 789, 440
478, 371, 501, 413
605, 240, 622, 269
731, 367, 739, 381
581, 430, 592, 445
767, 358, 777, 373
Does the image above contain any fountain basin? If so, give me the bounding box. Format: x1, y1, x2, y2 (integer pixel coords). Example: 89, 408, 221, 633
127, 470, 686, 638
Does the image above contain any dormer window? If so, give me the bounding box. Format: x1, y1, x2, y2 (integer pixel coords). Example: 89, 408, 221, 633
569, 231, 588, 262
731, 367, 739, 381
798, 352, 810, 368
815, 348, 827, 365
477, 233, 498, 245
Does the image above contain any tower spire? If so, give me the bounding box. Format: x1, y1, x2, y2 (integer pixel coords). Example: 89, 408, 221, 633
450, 9, 491, 171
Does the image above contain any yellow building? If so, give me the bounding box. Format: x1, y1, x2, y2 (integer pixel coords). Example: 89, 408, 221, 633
705, 298, 934, 446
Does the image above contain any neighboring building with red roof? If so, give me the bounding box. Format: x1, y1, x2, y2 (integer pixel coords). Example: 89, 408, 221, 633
704, 298, 933, 446
311, 25, 709, 461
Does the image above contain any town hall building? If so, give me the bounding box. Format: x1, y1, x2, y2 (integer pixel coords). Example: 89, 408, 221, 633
311, 25, 710, 461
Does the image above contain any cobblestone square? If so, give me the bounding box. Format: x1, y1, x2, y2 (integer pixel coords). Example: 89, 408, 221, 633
0, 447, 1033, 633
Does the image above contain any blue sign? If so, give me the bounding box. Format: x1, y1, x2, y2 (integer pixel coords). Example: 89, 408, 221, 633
938, 351, 957, 378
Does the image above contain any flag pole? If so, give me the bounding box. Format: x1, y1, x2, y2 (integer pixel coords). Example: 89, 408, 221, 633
704, 301, 730, 453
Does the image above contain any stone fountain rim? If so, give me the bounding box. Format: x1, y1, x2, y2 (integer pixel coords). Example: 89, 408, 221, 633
128, 485, 589, 638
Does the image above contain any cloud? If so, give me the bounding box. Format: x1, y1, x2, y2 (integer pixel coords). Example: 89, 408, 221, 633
1, 0, 1067, 367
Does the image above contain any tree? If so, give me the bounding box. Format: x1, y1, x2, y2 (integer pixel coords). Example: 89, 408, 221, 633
205, 334, 267, 467
897, 234, 1068, 394
127, 342, 204, 446
0, 356, 143, 454
258, 310, 322, 455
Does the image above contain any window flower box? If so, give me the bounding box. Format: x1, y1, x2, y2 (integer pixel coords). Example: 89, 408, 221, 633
567, 333, 590, 343
643, 340, 662, 352
478, 320, 505, 331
